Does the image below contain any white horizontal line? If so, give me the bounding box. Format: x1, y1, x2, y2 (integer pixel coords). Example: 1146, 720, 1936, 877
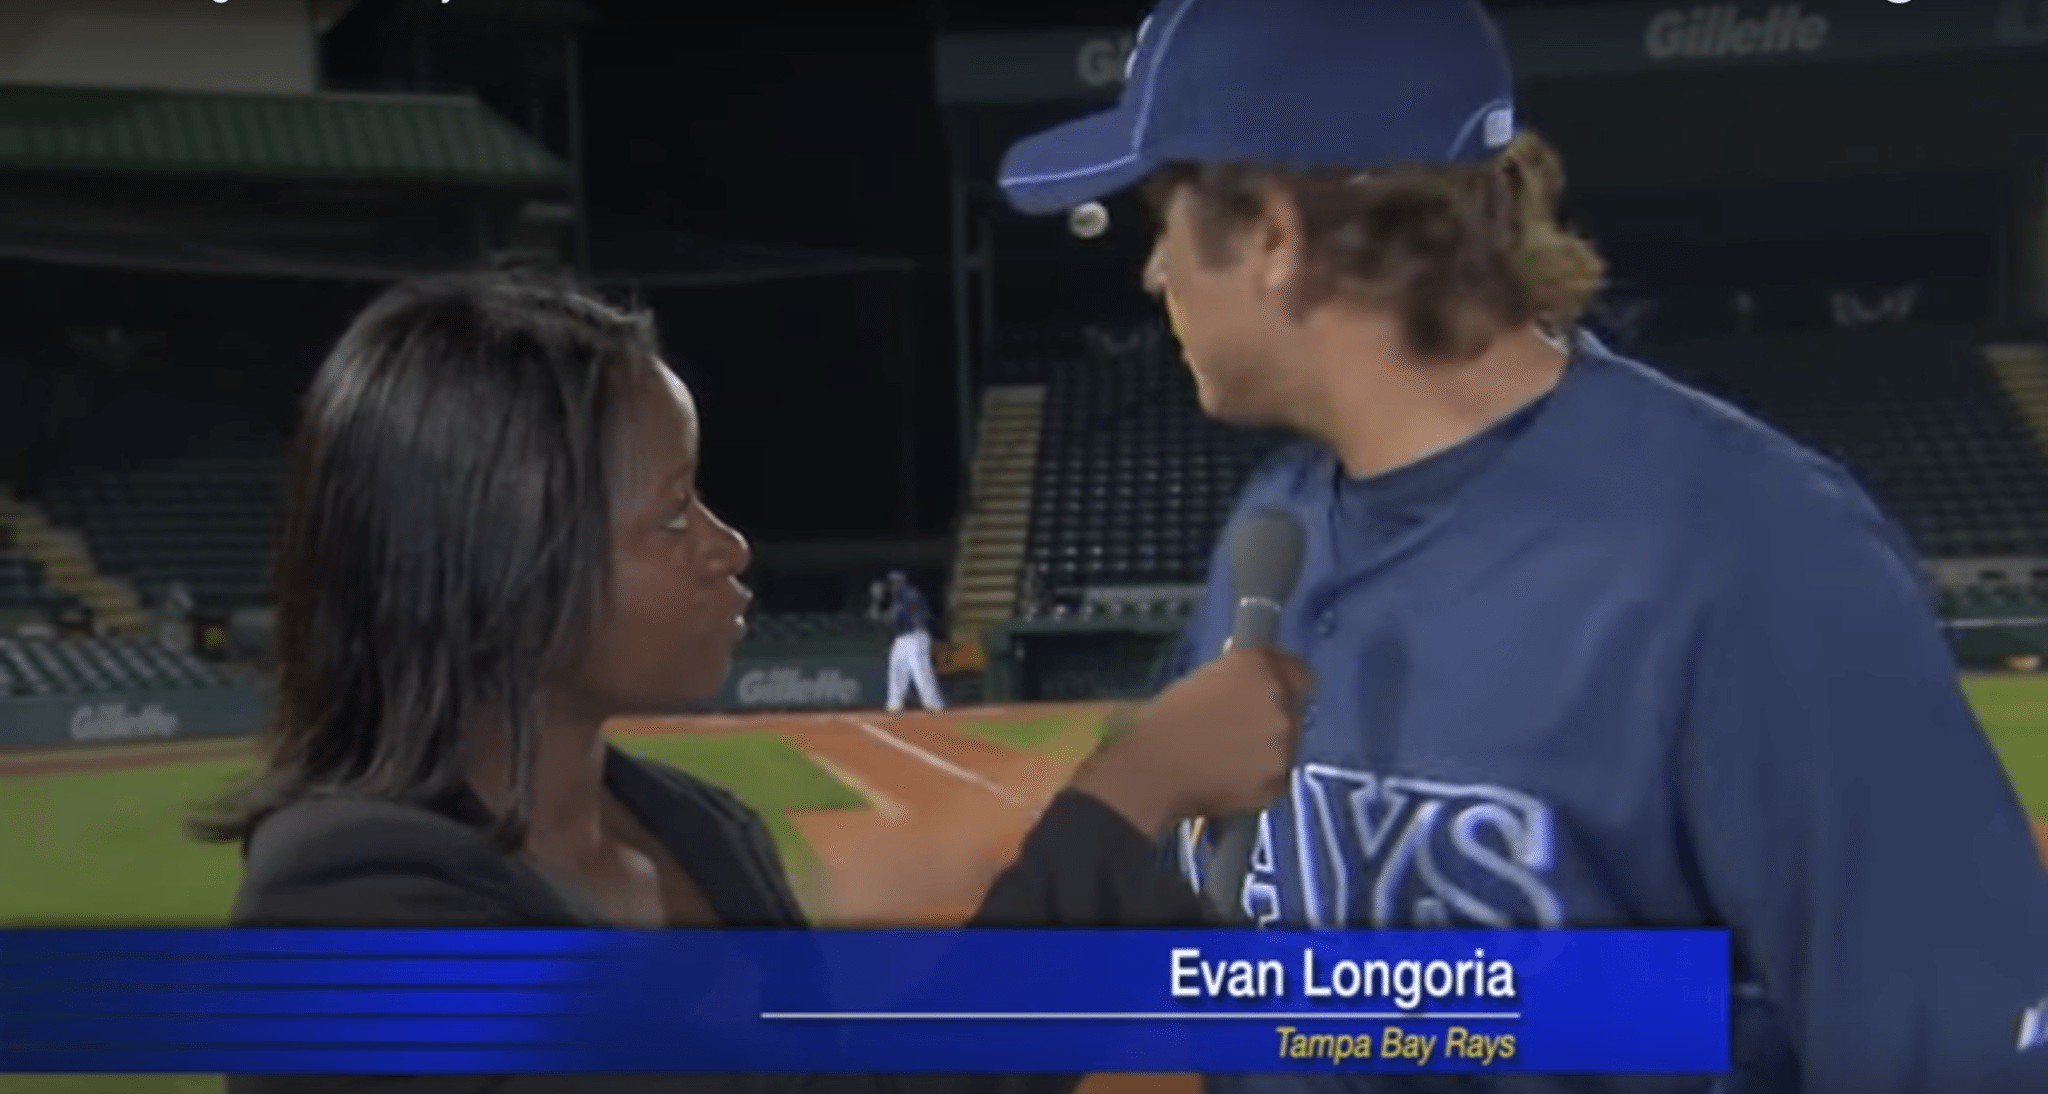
850, 720, 1022, 805
760, 1012, 1521, 1021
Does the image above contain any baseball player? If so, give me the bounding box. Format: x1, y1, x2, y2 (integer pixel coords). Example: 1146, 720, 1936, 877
997, 1, 2048, 1092
874, 570, 945, 712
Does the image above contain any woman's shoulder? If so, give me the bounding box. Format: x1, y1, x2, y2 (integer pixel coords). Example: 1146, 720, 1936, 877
609, 750, 770, 832
243, 793, 498, 879
605, 749, 807, 924
235, 794, 551, 926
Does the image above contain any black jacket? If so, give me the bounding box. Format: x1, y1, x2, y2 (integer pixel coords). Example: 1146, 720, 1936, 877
227, 745, 1204, 1093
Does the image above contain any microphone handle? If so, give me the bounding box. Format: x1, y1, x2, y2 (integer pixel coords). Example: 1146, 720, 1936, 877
1199, 597, 1288, 923
1202, 812, 1263, 922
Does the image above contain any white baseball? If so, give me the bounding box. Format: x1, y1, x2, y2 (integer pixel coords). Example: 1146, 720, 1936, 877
1068, 202, 1110, 239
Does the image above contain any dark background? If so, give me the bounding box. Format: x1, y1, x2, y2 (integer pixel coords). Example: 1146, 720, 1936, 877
0, 0, 2028, 559
306, 0, 1709, 547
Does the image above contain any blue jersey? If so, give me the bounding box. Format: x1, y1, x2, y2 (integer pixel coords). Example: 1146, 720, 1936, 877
1162, 332, 2048, 1094
889, 585, 931, 636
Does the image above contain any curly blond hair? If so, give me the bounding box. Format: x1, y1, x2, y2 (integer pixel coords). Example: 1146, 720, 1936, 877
1145, 132, 1605, 363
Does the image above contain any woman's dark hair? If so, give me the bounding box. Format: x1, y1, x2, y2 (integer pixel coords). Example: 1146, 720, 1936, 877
193, 270, 660, 850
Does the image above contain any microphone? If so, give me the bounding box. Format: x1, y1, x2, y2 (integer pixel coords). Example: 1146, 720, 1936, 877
1200, 508, 1307, 923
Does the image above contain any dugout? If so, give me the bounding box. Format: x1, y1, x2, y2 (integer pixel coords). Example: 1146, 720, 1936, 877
935, 0, 2048, 701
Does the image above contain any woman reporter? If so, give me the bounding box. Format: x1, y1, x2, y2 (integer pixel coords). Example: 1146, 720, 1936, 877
198, 271, 1308, 1093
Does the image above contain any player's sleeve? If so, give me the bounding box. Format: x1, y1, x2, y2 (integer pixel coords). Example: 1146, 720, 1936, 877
1677, 496, 2048, 1093
974, 789, 1204, 927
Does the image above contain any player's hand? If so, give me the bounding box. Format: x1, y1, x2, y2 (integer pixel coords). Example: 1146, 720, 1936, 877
1068, 646, 1312, 838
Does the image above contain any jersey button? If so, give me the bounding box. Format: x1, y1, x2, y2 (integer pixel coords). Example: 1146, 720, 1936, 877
1315, 611, 1337, 636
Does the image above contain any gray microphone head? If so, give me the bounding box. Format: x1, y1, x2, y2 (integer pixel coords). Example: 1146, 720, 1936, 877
1226, 509, 1307, 648
1230, 508, 1307, 603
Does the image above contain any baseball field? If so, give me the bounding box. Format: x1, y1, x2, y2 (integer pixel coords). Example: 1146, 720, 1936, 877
2, 674, 2046, 1094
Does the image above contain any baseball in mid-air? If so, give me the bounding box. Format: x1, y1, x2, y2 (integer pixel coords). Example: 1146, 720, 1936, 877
1068, 202, 1110, 239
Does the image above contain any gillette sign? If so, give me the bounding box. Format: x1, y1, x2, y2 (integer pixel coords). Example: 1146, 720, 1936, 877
1645, 4, 1829, 62
703, 658, 886, 711
1076, 33, 1135, 88
69, 701, 179, 743
735, 667, 861, 708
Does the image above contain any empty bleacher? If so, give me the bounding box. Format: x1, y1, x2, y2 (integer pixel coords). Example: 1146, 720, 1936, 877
1023, 324, 1290, 607
1940, 578, 2048, 670
1653, 326, 2048, 557
988, 322, 1080, 386
0, 551, 62, 617
1943, 580, 2048, 617
0, 634, 226, 697
36, 446, 285, 612
742, 610, 877, 648
1018, 323, 2048, 619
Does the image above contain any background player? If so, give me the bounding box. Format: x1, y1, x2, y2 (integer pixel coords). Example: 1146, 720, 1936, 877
999, 0, 2048, 1090
871, 569, 945, 713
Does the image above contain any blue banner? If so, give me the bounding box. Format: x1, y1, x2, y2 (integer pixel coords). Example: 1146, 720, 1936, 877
0, 930, 1728, 1074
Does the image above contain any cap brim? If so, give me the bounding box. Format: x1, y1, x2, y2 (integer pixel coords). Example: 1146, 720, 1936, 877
996, 105, 1155, 216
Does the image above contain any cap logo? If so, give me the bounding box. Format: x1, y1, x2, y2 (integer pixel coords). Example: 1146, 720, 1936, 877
2018, 993, 2048, 1052
1482, 106, 1515, 149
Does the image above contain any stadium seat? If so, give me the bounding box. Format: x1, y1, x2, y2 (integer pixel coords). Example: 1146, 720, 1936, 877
37, 444, 285, 612
1022, 321, 1290, 600
0, 551, 61, 611
739, 610, 884, 650
0, 635, 225, 697
1018, 321, 2048, 614
1650, 326, 2048, 557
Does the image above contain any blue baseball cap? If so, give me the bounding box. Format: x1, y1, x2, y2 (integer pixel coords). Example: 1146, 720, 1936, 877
998, 0, 1518, 216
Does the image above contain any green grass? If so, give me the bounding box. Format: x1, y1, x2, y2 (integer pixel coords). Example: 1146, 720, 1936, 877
964, 708, 1125, 769
1968, 674, 2048, 815
0, 683, 2043, 1094
618, 732, 866, 880
0, 731, 866, 1094
0, 759, 247, 926
0, 732, 860, 929
960, 711, 1103, 755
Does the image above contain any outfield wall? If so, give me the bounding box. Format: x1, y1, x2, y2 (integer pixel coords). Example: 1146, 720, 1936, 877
0, 650, 901, 745
0, 687, 270, 750
694, 651, 891, 712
